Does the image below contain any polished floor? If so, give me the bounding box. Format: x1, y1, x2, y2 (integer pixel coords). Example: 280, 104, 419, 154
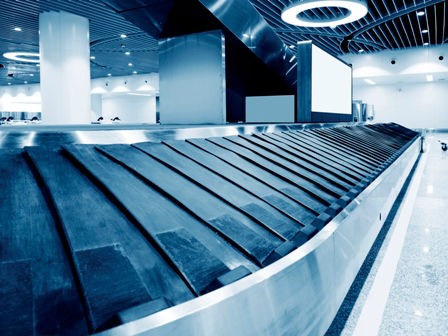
333, 133, 448, 336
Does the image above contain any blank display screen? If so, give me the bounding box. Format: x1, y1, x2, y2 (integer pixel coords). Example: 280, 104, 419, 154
312, 45, 352, 114
246, 95, 295, 123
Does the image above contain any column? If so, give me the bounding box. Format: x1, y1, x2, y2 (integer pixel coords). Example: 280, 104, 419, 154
159, 30, 226, 124
296, 41, 312, 123
39, 11, 91, 124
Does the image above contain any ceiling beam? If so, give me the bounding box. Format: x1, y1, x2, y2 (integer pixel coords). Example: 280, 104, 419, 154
353, 0, 445, 39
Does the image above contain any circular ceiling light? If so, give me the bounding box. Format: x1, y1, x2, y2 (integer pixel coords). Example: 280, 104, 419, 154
282, 0, 368, 27
3, 52, 40, 63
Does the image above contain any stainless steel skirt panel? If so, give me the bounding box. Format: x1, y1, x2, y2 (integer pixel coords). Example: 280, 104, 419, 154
0, 122, 354, 149
94, 137, 420, 336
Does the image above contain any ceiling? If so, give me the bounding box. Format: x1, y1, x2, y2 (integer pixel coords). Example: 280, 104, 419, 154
0, 0, 446, 86
0, 0, 159, 85
251, 0, 447, 55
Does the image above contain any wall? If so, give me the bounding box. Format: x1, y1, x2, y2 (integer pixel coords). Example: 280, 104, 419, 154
102, 94, 156, 124
0, 84, 41, 113
0, 73, 159, 124
91, 94, 102, 121
91, 73, 158, 124
342, 45, 448, 129
354, 82, 448, 129
342, 45, 448, 84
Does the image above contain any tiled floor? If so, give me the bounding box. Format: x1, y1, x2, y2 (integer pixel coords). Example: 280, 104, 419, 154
378, 134, 448, 336
334, 134, 448, 336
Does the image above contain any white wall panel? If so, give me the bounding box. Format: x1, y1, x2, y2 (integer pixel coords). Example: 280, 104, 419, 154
102, 94, 156, 124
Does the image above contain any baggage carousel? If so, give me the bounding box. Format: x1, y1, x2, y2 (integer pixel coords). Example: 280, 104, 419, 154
0, 123, 419, 336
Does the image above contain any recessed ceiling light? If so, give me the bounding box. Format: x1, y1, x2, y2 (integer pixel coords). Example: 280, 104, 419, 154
133, 70, 137, 74
90, 56, 95, 60
282, 0, 368, 27
29, 74, 34, 77
358, 49, 364, 53
7, 83, 11, 85
24, 81, 28, 84
125, 51, 131, 55
289, 45, 295, 49
128, 63, 133, 67
107, 73, 112, 77
364, 78, 375, 85
417, 11, 425, 16
13, 27, 22, 32
120, 34, 127, 38
422, 29, 428, 33
424, 42, 429, 46
3, 52, 40, 63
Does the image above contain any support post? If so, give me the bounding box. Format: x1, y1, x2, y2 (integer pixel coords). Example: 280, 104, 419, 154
39, 11, 91, 124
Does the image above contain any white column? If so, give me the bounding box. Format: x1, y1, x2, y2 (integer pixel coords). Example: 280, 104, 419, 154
39, 11, 91, 124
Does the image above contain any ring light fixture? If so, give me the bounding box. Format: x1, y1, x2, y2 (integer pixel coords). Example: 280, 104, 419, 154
282, 0, 368, 27
3, 52, 40, 63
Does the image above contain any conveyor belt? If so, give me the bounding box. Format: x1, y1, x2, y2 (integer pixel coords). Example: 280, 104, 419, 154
0, 149, 88, 336
94, 144, 280, 266
0, 123, 419, 335
287, 131, 375, 171
187, 138, 327, 214
163, 139, 316, 226
279, 131, 373, 174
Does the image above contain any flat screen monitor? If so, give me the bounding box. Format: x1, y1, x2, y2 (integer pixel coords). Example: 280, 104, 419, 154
312, 45, 352, 115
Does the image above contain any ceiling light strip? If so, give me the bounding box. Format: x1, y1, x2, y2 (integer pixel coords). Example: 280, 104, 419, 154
3, 52, 40, 63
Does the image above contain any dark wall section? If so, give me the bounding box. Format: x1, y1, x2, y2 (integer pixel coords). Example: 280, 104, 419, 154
224, 31, 295, 123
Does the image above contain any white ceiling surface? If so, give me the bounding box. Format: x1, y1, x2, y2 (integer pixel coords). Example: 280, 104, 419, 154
342, 45, 448, 86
